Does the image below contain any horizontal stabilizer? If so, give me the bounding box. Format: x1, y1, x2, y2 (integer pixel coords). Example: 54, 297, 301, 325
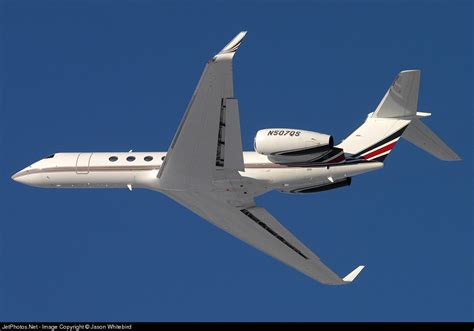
343, 265, 365, 283
403, 119, 461, 161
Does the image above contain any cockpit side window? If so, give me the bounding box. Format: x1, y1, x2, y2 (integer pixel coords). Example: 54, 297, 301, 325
44, 154, 55, 159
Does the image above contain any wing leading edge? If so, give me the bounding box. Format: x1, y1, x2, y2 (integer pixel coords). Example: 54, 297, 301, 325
162, 190, 364, 285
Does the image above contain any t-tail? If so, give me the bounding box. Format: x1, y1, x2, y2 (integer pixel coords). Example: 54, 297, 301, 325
338, 70, 460, 162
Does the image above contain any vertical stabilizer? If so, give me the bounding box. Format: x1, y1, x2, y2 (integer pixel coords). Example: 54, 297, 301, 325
372, 70, 420, 118
337, 70, 419, 161
338, 70, 459, 162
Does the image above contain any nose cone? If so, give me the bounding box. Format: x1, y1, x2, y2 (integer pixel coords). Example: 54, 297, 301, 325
12, 167, 32, 185
12, 170, 24, 183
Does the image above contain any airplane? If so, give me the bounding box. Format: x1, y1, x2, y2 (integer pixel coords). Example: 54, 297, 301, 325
11, 31, 460, 285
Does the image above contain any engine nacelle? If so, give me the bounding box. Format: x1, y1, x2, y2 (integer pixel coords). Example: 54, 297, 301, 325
254, 128, 334, 163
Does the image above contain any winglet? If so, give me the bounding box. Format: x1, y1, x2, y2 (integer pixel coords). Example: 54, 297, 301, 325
342, 265, 365, 283
218, 31, 247, 55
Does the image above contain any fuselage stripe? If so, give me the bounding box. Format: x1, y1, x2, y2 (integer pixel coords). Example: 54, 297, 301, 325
362, 141, 398, 160
14, 159, 382, 179
352, 125, 408, 158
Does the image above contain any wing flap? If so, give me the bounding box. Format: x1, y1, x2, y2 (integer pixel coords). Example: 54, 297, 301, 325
222, 98, 245, 170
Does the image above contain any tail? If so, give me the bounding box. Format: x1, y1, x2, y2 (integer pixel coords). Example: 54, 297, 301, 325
338, 70, 460, 162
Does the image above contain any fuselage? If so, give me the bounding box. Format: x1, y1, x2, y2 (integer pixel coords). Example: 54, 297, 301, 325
12, 152, 383, 196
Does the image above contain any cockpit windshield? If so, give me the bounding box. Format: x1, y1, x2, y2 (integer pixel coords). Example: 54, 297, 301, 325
44, 154, 55, 159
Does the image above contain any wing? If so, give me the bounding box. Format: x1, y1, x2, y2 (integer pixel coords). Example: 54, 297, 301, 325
162, 190, 364, 285
158, 32, 246, 190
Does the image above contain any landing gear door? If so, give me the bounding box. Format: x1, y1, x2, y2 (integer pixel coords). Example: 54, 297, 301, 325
76, 153, 92, 174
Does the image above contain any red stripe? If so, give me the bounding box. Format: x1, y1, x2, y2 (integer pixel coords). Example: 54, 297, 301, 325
363, 141, 397, 160
322, 152, 344, 163
329, 154, 346, 163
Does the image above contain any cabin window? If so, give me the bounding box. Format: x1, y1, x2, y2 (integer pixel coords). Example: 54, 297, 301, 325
144, 156, 153, 162
161, 155, 166, 161
44, 154, 55, 159
109, 156, 118, 162
126, 156, 136, 162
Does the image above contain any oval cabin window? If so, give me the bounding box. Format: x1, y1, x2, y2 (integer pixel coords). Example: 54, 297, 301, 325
144, 156, 153, 162
126, 156, 136, 162
109, 156, 118, 162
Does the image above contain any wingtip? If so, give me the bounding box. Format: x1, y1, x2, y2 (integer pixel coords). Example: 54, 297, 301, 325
342, 265, 365, 283
218, 31, 248, 55
448, 149, 462, 161
400, 69, 421, 74
443, 154, 462, 161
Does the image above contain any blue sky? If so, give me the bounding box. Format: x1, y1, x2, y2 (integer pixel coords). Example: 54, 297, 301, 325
1, 0, 472, 322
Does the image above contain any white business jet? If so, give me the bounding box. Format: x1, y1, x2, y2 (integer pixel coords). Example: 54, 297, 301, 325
12, 32, 460, 285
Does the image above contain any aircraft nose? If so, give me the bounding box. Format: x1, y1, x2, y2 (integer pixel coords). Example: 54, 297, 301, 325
12, 170, 24, 183
12, 168, 31, 185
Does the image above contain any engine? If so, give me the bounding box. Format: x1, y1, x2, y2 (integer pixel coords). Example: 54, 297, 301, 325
254, 128, 334, 163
